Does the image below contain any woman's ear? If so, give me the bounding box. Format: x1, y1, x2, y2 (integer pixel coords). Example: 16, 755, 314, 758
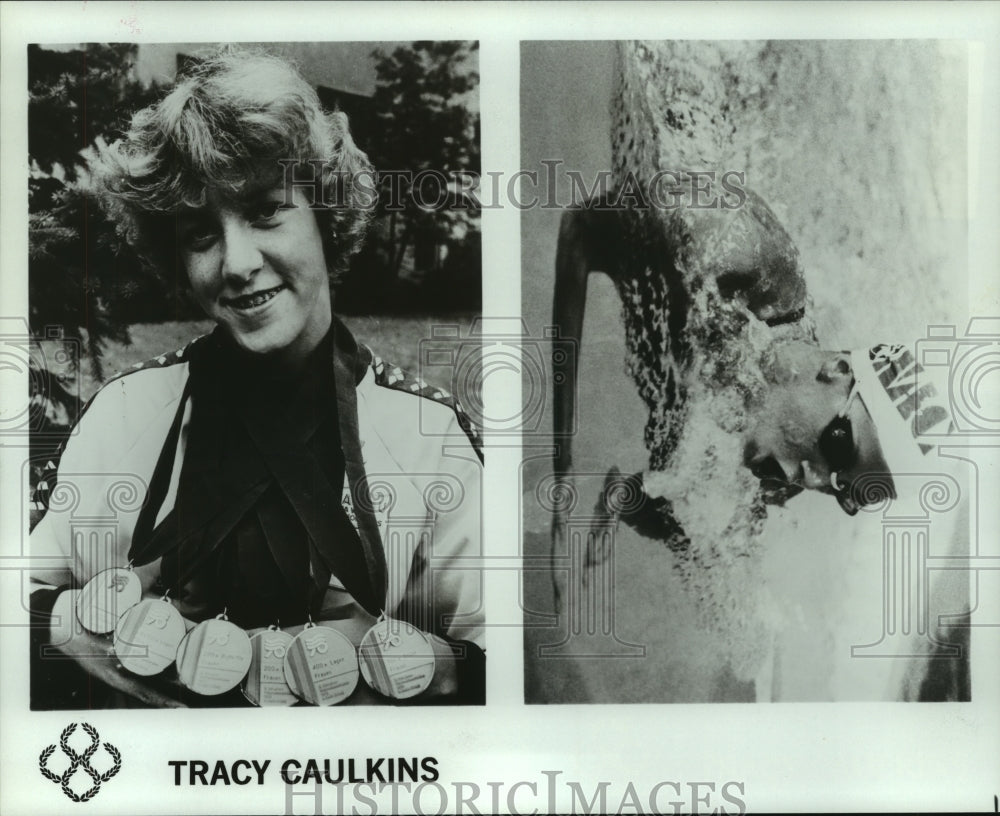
816, 352, 853, 384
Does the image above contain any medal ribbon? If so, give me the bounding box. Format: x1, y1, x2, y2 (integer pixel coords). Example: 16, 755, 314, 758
330, 318, 389, 615
127, 322, 388, 624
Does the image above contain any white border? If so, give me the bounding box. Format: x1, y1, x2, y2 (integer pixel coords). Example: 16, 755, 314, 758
2, 3, 998, 814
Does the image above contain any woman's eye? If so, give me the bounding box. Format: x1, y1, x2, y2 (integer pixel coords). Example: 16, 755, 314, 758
249, 200, 285, 223
180, 223, 218, 251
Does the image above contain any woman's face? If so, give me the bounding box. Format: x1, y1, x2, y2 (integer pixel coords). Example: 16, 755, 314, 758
178, 183, 332, 366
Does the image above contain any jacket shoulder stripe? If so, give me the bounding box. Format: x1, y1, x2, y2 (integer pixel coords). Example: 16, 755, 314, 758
370, 354, 483, 462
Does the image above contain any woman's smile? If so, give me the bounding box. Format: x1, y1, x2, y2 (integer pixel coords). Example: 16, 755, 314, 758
221, 283, 287, 313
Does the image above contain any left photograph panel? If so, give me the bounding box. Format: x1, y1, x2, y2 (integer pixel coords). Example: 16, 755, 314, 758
26, 41, 485, 709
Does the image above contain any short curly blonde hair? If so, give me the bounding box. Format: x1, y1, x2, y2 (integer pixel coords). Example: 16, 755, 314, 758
89, 46, 373, 283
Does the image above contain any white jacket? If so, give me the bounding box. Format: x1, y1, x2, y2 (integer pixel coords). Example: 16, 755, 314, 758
30, 328, 485, 648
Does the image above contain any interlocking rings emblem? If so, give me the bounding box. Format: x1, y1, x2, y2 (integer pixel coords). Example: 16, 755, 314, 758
39, 723, 121, 802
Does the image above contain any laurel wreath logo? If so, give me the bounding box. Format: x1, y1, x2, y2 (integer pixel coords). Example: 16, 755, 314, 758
39, 723, 121, 802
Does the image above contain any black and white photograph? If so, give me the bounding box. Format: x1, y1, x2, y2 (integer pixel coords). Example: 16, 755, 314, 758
24, 40, 485, 710
0, 4, 997, 816
521, 39, 985, 703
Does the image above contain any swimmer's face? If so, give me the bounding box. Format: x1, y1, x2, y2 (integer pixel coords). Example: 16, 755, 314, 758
742, 342, 888, 508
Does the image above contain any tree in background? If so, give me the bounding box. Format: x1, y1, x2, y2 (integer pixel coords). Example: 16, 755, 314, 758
27, 44, 174, 487
29, 41, 482, 353
338, 41, 481, 313
28, 43, 179, 383
26, 41, 482, 479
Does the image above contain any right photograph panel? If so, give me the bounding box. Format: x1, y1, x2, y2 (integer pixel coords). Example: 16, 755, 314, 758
521, 40, 975, 703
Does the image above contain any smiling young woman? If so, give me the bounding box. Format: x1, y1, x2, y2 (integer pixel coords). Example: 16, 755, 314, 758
29, 48, 484, 709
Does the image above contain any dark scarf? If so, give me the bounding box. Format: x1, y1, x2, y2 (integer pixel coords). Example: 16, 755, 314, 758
128, 320, 387, 627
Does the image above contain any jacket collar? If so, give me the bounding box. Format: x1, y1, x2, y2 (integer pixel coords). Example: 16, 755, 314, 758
133, 317, 389, 618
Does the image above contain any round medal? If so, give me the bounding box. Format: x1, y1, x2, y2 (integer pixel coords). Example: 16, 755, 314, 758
176, 615, 253, 696
113, 597, 186, 676
242, 628, 298, 707
283, 624, 359, 706
358, 618, 435, 700
76, 567, 142, 634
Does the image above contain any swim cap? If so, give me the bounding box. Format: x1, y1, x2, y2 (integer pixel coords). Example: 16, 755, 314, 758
850, 343, 955, 498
